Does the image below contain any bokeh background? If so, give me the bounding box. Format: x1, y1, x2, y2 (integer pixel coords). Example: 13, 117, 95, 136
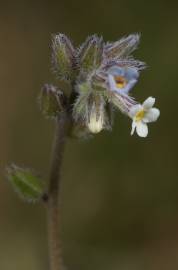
1, 0, 178, 269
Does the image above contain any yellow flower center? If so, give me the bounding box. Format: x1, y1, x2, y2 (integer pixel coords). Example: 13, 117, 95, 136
114, 76, 127, 89
135, 110, 145, 122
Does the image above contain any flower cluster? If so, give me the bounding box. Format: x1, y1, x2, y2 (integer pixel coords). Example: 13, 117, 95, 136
41, 33, 160, 138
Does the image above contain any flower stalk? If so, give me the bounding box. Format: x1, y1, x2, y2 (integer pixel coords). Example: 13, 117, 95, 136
48, 111, 71, 270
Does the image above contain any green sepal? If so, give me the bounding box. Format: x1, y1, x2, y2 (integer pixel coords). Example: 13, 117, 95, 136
52, 33, 76, 81
91, 72, 107, 93
39, 84, 66, 118
72, 86, 91, 122
104, 34, 140, 59
7, 164, 45, 203
77, 35, 103, 72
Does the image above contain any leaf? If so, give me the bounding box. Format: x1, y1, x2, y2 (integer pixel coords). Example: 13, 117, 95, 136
6, 164, 45, 203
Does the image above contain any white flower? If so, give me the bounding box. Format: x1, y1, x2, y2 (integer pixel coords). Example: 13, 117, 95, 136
87, 106, 104, 133
129, 97, 160, 137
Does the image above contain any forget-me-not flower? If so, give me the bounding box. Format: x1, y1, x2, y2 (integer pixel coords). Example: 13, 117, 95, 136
129, 97, 160, 137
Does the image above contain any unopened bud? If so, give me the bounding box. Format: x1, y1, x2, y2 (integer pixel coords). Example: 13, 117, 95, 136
77, 35, 103, 72
88, 106, 104, 133
52, 33, 75, 81
73, 85, 112, 134
87, 95, 105, 133
39, 84, 66, 118
104, 34, 140, 59
91, 71, 107, 92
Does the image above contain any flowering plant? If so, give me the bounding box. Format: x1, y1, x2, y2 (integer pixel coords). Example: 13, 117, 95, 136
50, 33, 160, 137
6, 33, 160, 270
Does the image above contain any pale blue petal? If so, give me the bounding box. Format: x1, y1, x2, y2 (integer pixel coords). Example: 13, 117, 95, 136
125, 67, 139, 80
108, 66, 125, 76
113, 79, 138, 94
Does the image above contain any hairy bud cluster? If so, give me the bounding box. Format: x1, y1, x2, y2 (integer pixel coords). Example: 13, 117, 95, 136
41, 32, 160, 138
7, 32, 160, 208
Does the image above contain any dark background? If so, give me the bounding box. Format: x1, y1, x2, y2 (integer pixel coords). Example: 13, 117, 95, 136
0, 0, 178, 269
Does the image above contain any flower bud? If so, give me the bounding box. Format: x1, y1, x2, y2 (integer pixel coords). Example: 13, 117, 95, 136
39, 84, 66, 118
73, 80, 113, 133
104, 34, 140, 59
87, 96, 113, 133
77, 35, 103, 72
88, 105, 104, 133
87, 94, 106, 134
91, 71, 107, 92
52, 33, 75, 81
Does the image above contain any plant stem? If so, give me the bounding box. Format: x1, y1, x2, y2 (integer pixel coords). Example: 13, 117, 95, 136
48, 111, 71, 270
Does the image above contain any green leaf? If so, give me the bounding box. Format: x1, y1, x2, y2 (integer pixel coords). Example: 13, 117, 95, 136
7, 164, 44, 203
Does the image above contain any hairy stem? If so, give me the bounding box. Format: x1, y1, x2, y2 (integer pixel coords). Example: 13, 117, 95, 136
48, 111, 71, 270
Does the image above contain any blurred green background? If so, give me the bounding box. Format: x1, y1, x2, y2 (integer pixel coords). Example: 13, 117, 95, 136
0, 0, 178, 269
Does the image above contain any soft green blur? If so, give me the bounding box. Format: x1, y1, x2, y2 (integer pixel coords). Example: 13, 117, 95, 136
0, 1, 178, 269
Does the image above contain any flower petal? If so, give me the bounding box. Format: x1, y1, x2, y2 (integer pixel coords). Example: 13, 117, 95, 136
143, 108, 160, 123
129, 104, 143, 118
131, 121, 136, 135
108, 66, 125, 77
125, 67, 139, 81
108, 74, 118, 92
143, 97, 155, 110
136, 121, 148, 137
118, 79, 138, 94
